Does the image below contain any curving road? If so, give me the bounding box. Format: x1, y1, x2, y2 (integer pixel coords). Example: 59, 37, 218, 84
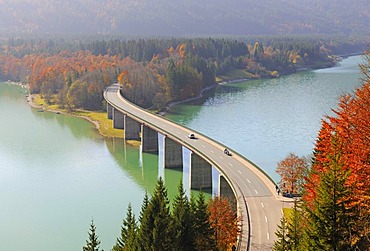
104, 84, 287, 250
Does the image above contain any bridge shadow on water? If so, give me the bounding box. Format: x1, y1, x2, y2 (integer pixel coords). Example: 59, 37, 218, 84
104, 137, 212, 202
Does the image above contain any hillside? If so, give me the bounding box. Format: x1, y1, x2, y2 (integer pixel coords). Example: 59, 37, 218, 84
0, 0, 369, 36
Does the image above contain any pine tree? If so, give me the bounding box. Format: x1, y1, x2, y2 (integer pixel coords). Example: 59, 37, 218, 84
286, 200, 303, 251
193, 192, 216, 250
112, 203, 137, 251
304, 140, 352, 251
172, 180, 195, 251
273, 216, 289, 251
83, 219, 101, 251
136, 178, 173, 251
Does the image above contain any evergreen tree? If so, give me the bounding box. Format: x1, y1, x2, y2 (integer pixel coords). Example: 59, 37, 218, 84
193, 192, 216, 250
286, 200, 303, 251
137, 178, 173, 251
83, 219, 101, 251
273, 216, 289, 251
112, 203, 137, 251
304, 140, 352, 251
172, 180, 195, 251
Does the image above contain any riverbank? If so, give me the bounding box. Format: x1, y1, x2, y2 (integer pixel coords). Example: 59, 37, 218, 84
26, 92, 125, 139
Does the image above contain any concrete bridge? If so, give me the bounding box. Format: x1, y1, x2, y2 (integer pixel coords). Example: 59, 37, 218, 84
104, 84, 286, 251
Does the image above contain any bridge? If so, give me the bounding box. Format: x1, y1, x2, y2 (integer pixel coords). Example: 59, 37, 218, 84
104, 84, 286, 251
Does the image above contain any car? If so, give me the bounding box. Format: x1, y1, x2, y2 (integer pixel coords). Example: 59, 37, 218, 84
224, 148, 232, 156
188, 133, 196, 139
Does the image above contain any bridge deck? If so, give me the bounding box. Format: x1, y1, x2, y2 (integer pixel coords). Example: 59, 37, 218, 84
104, 84, 285, 251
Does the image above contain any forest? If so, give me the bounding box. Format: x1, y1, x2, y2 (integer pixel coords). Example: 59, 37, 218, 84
83, 179, 239, 251
273, 49, 370, 251
0, 36, 367, 111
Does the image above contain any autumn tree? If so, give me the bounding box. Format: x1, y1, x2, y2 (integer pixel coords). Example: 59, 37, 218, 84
276, 153, 308, 194
208, 196, 239, 251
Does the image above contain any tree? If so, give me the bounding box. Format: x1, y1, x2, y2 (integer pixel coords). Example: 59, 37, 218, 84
274, 216, 289, 251
112, 203, 137, 251
136, 178, 173, 251
274, 200, 304, 251
304, 138, 353, 251
276, 153, 308, 194
193, 192, 216, 251
83, 219, 101, 251
208, 196, 239, 251
172, 180, 195, 251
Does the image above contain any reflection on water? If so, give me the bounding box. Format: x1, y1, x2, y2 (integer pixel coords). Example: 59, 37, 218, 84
167, 55, 363, 182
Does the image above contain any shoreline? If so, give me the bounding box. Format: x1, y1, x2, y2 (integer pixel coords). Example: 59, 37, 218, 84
9, 53, 362, 137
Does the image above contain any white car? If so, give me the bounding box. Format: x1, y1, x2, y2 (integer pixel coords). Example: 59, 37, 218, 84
188, 133, 196, 139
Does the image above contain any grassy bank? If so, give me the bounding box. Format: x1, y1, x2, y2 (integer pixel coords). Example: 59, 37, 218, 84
32, 94, 125, 139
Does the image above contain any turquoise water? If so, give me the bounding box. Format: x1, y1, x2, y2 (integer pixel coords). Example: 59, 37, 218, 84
166, 55, 364, 182
0, 54, 363, 250
0, 84, 182, 250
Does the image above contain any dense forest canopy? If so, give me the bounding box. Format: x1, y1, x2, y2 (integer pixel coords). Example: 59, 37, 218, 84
0, 36, 368, 111
0, 0, 369, 36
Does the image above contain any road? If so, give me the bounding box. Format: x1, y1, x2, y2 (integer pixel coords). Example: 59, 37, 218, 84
104, 84, 288, 250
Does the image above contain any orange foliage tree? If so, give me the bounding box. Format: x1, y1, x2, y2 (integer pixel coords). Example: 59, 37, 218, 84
304, 58, 370, 248
276, 153, 308, 194
208, 196, 239, 251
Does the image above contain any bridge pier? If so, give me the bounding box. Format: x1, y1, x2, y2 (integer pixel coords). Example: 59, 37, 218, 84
190, 153, 212, 192
107, 103, 113, 119
141, 125, 158, 153
164, 137, 183, 169
124, 116, 141, 140
220, 175, 237, 212
113, 108, 124, 129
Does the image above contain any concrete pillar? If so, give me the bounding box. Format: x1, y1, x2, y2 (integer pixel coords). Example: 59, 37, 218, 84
164, 137, 183, 169
141, 125, 158, 153
219, 175, 237, 213
190, 153, 212, 192
113, 108, 124, 129
124, 115, 141, 140
107, 103, 113, 119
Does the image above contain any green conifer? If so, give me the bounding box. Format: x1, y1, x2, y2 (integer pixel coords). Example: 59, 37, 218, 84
112, 203, 137, 251
82, 219, 101, 251
172, 180, 195, 251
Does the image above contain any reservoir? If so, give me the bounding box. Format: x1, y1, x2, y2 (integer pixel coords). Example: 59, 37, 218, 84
0, 55, 363, 250
166, 55, 364, 182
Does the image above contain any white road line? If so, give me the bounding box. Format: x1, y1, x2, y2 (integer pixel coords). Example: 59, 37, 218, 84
201, 145, 206, 148
210, 150, 214, 153
247, 179, 251, 183
220, 156, 223, 160
261, 202, 264, 208
237, 170, 242, 174
255, 189, 258, 194
229, 163, 233, 167
267, 232, 270, 240
265, 216, 268, 223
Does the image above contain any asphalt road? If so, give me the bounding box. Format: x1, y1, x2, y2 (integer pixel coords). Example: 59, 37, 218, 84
104, 84, 287, 250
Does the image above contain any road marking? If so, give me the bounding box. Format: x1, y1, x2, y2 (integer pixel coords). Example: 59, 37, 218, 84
265, 216, 268, 223
247, 179, 251, 183
201, 145, 206, 148
267, 232, 270, 240
229, 163, 233, 167
219, 156, 223, 160
255, 189, 258, 195
237, 170, 242, 174
261, 202, 264, 208
210, 150, 214, 153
